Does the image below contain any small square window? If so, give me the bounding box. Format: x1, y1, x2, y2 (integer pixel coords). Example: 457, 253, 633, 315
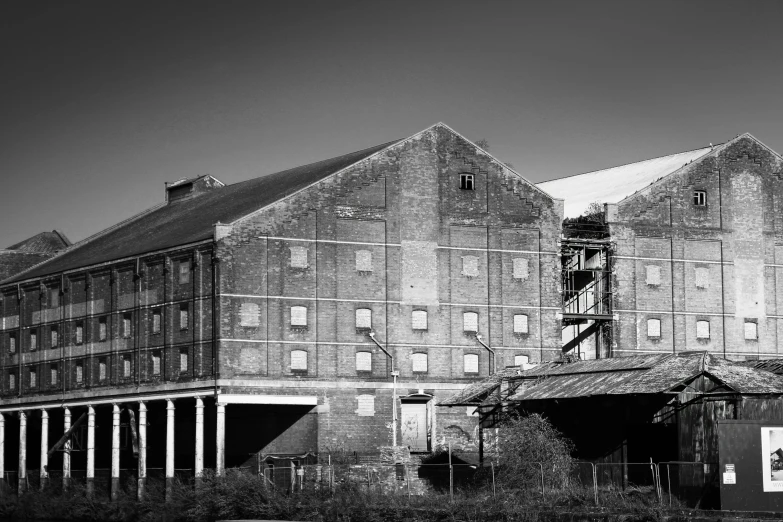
290, 246, 308, 269
464, 353, 479, 374
355, 250, 373, 272
356, 351, 372, 372
152, 351, 161, 376
75, 362, 83, 384
180, 350, 188, 373
647, 318, 661, 338
459, 173, 475, 191
291, 306, 308, 327
463, 312, 478, 333
744, 321, 758, 340
75, 322, 84, 345
355, 308, 372, 330
152, 310, 161, 334
412, 310, 428, 330
646, 265, 661, 286
412, 352, 428, 372
512, 258, 529, 281
514, 354, 529, 367
696, 320, 710, 339
513, 314, 528, 334
99, 318, 108, 342
291, 349, 308, 371
179, 260, 190, 284
462, 256, 479, 277
179, 304, 189, 330
693, 191, 707, 206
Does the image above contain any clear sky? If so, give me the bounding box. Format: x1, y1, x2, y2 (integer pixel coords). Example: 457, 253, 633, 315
1, 0, 782, 247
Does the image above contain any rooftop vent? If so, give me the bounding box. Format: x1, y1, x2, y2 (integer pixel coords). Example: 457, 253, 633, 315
166, 175, 224, 203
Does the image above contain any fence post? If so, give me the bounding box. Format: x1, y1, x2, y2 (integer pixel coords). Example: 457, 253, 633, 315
448, 441, 453, 502
538, 462, 544, 497
406, 465, 411, 500
666, 464, 671, 507
592, 463, 598, 506
491, 461, 496, 498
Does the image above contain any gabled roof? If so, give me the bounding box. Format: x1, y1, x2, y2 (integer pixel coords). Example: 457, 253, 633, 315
5, 230, 71, 254
537, 147, 713, 218
3, 139, 400, 283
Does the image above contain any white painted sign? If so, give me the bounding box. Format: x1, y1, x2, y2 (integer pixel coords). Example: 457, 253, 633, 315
723, 472, 736, 485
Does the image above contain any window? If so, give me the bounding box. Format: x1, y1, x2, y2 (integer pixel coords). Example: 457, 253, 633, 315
290, 246, 308, 268
9, 333, 15, 354
356, 351, 372, 372
99, 318, 107, 342
356, 395, 375, 416
180, 350, 188, 373
122, 314, 132, 338
695, 267, 709, 289
693, 191, 707, 206
512, 258, 529, 281
290, 306, 307, 327
291, 350, 307, 371
355, 308, 372, 330
514, 354, 529, 367
152, 351, 161, 376
75, 362, 83, 383
463, 312, 478, 332
123, 355, 131, 378
513, 314, 529, 334
355, 250, 372, 272
239, 302, 260, 327
178, 260, 190, 284
179, 304, 189, 330
647, 318, 661, 338
152, 310, 161, 334
50, 364, 58, 386
464, 353, 479, 374
412, 352, 428, 372
459, 173, 475, 191
98, 358, 107, 381
645, 265, 661, 286
744, 321, 758, 340
75, 322, 84, 344
49, 288, 59, 308
29, 331, 37, 351
8, 372, 15, 390
412, 310, 428, 330
50, 326, 58, 347
461, 256, 479, 277
29, 369, 36, 388
696, 320, 710, 339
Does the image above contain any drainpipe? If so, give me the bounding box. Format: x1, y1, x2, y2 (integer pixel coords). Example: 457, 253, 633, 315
475, 333, 495, 375
368, 331, 398, 446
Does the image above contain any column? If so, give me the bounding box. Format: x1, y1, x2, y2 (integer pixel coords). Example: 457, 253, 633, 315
194, 397, 204, 483
39, 409, 48, 490
18, 411, 26, 495
0, 413, 5, 491
137, 402, 146, 501
216, 402, 225, 476
62, 407, 71, 490
86, 405, 95, 496
165, 399, 175, 500
111, 403, 120, 500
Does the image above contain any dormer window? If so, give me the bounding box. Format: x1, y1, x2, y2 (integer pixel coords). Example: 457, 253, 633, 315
693, 191, 706, 206
459, 173, 475, 191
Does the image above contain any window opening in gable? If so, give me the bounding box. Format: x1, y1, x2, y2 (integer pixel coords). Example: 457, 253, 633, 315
693, 191, 707, 206
355, 250, 373, 272
459, 173, 475, 191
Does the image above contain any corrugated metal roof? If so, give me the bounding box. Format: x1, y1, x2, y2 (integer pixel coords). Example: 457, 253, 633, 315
537, 147, 713, 218
439, 367, 524, 406
737, 359, 783, 376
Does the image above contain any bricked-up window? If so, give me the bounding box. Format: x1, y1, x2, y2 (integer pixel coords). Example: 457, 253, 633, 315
9, 333, 15, 354
152, 310, 161, 334
513, 314, 529, 334
744, 321, 758, 340
462, 256, 479, 277
459, 173, 475, 190
98, 318, 107, 342
180, 350, 188, 373
123, 355, 131, 378
76, 322, 84, 344
289, 246, 308, 268
514, 354, 529, 367
412, 352, 428, 372
647, 318, 661, 338
29, 369, 36, 388
355, 308, 372, 329
99, 358, 107, 381
75, 362, 83, 383
290, 306, 307, 327
122, 314, 132, 338
463, 312, 478, 332
696, 320, 710, 339
178, 260, 190, 284
645, 265, 661, 286
49, 288, 60, 308
152, 351, 161, 376
412, 310, 428, 330
29, 330, 37, 351
693, 190, 707, 206
50, 326, 58, 347
513, 258, 529, 281
356, 351, 372, 371
695, 267, 709, 289
355, 250, 372, 272
8, 372, 15, 390
356, 395, 375, 416
179, 304, 189, 330
291, 350, 307, 371
50, 364, 57, 386
464, 353, 479, 374
239, 302, 260, 327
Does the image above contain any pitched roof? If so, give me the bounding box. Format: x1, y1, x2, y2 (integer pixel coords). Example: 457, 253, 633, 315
5, 230, 71, 254
3, 139, 400, 283
439, 367, 525, 406
537, 147, 713, 218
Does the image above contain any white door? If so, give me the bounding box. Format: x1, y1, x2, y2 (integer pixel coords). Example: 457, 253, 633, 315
400, 402, 428, 451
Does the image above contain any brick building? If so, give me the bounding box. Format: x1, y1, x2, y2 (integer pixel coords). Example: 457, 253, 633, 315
0, 123, 563, 495
540, 133, 783, 360
0, 231, 70, 281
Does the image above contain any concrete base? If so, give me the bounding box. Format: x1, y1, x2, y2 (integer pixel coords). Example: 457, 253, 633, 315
137, 478, 146, 501
111, 477, 120, 500
165, 477, 174, 502
86, 478, 94, 497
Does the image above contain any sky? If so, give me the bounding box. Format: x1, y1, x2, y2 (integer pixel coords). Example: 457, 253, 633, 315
1, 0, 782, 247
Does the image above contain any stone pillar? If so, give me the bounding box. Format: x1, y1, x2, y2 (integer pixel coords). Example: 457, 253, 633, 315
216, 402, 225, 476
39, 409, 48, 490
0, 413, 5, 491
18, 411, 26, 495
137, 402, 147, 501
86, 405, 95, 496
111, 403, 120, 500
195, 397, 204, 483
165, 399, 175, 500
62, 407, 71, 490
